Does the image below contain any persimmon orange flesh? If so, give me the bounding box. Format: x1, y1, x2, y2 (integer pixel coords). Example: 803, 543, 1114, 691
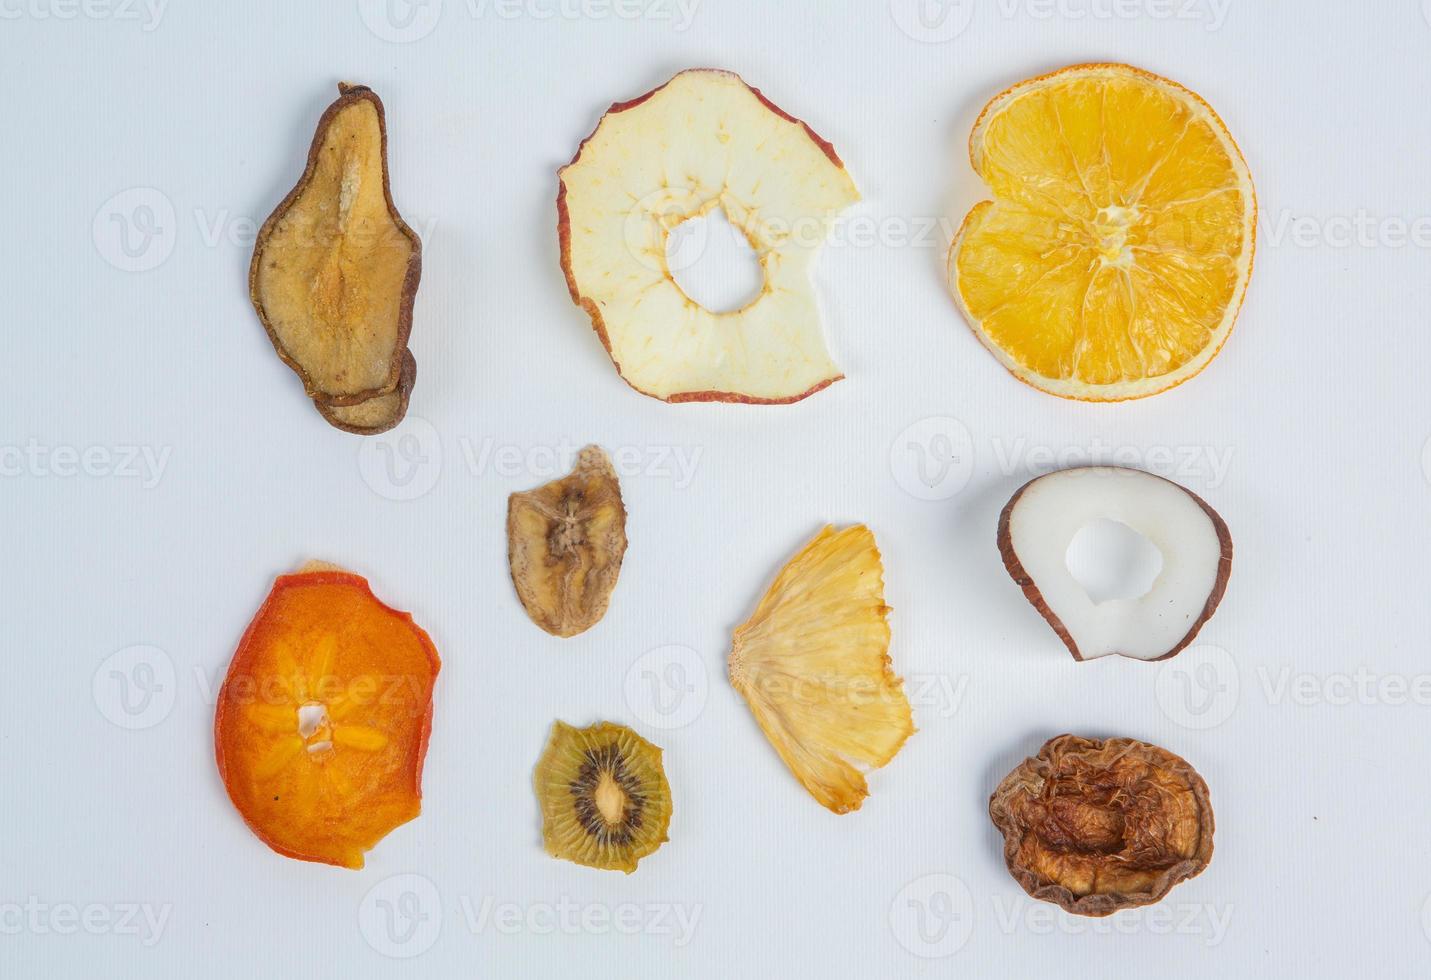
214, 569, 440, 869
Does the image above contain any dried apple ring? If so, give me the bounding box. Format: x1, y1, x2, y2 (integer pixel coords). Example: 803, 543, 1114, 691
558, 69, 860, 403
214, 566, 440, 869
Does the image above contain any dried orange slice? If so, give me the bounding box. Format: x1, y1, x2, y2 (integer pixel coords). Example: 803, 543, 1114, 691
214, 566, 440, 869
729, 525, 914, 813
948, 64, 1256, 400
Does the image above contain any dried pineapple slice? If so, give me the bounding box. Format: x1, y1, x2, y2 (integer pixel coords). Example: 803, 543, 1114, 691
729, 525, 914, 813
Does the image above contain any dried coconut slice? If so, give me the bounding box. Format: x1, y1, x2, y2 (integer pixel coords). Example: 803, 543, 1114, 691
989, 734, 1214, 916
998, 467, 1232, 661
729, 525, 914, 813
558, 69, 860, 404
250, 83, 422, 409
213, 564, 440, 869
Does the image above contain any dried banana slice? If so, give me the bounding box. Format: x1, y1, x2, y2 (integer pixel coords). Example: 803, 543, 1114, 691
507, 446, 627, 637
729, 525, 914, 813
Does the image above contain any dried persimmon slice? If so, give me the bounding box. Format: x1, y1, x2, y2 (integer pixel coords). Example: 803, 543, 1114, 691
214, 566, 440, 869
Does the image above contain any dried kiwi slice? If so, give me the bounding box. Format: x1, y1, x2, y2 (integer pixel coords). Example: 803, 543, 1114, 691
534, 721, 672, 873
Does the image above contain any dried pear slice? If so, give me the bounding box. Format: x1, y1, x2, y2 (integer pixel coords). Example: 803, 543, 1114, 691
729, 525, 914, 813
315, 349, 416, 435
507, 446, 627, 638
989, 735, 1215, 916
533, 721, 672, 873
250, 83, 421, 407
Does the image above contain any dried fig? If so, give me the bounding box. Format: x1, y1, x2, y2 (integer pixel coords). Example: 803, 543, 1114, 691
989, 735, 1214, 916
250, 83, 421, 417
507, 446, 627, 638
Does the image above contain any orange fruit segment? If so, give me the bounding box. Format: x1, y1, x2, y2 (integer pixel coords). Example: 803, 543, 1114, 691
948, 64, 1256, 400
214, 568, 440, 869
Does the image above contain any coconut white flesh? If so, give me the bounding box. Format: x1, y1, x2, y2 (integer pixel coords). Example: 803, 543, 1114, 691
1006, 468, 1224, 661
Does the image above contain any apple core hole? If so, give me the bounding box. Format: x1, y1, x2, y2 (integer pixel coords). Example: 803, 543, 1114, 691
666, 207, 764, 313
1066, 518, 1163, 604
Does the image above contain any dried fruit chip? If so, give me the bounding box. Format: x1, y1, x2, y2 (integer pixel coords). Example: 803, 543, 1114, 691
948, 64, 1256, 400
558, 68, 859, 403
214, 566, 440, 869
533, 721, 672, 873
729, 525, 914, 813
250, 83, 422, 417
507, 446, 627, 638
999, 467, 1232, 662
989, 735, 1214, 916
315, 349, 416, 436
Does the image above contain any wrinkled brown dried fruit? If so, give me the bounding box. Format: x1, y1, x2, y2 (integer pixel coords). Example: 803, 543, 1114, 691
250, 83, 421, 423
989, 735, 1214, 916
507, 446, 627, 638
315, 349, 416, 435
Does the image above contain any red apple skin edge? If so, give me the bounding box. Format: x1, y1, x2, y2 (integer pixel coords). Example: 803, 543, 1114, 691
995, 467, 1234, 664
556, 68, 850, 406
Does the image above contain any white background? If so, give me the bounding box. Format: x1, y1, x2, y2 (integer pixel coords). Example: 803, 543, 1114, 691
4, 0, 1431, 976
